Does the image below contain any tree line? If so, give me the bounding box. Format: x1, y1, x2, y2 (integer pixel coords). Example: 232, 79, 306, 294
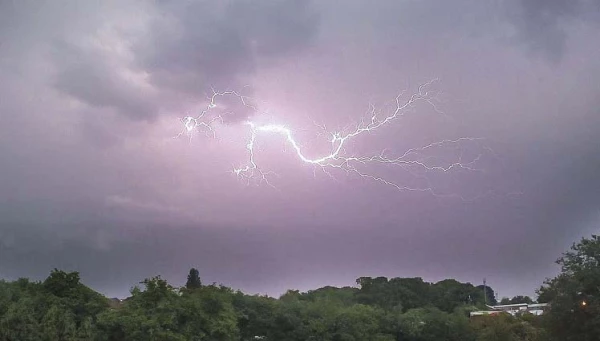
1, 234, 599, 340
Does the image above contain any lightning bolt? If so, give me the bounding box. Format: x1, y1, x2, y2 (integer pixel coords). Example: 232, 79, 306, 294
176, 80, 501, 200
174, 87, 257, 141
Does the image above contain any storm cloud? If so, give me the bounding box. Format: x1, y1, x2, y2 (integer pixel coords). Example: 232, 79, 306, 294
1, 0, 599, 300
50, 0, 320, 121
508, 0, 600, 61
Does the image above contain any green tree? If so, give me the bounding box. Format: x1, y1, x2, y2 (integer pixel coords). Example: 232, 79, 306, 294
178, 285, 240, 340
471, 313, 545, 341
41, 304, 78, 341
0, 297, 44, 341
43, 269, 81, 298
41, 269, 108, 334
298, 286, 358, 306
95, 276, 183, 341
233, 293, 277, 341
355, 277, 392, 308
399, 307, 474, 341
431, 279, 480, 312
537, 234, 600, 340
185, 268, 202, 290
330, 304, 392, 341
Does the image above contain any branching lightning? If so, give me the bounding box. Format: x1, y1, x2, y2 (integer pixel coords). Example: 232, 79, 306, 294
176, 80, 498, 200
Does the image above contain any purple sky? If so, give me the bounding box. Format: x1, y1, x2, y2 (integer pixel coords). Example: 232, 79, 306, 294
1, 0, 599, 300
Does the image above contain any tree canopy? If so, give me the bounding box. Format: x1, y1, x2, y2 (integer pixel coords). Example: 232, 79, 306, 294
537, 234, 600, 340
2, 234, 599, 340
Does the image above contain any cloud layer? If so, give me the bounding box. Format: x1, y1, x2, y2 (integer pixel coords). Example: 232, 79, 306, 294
1, 0, 599, 299
49, 0, 319, 121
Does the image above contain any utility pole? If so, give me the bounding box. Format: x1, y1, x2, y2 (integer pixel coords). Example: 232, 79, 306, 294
483, 278, 487, 305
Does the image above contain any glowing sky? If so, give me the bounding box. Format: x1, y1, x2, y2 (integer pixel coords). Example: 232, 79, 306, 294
1, 0, 599, 299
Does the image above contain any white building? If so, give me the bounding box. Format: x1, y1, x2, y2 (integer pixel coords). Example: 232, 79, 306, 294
470, 303, 549, 318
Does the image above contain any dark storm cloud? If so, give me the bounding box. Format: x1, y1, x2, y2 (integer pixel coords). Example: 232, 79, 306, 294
326, 0, 599, 62
52, 0, 320, 121
0, 221, 283, 296
508, 0, 600, 61
1, 0, 600, 301
515, 117, 600, 244
52, 41, 157, 121
141, 0, 319, 86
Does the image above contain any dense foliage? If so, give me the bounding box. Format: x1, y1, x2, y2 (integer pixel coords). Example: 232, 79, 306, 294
536, 235, 600, 340
1, 234, 599, 340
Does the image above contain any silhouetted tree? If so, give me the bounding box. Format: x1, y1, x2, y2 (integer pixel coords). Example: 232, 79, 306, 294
185, 268, 202, 290
538, 235, 600, 340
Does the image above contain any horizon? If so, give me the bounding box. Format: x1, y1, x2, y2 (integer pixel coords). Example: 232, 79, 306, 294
1, 263, 545, 301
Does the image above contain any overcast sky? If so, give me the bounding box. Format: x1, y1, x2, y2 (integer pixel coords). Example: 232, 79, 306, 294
1, 0, 599, 300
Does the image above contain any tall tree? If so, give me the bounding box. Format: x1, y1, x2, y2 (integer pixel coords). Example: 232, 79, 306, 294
43, 269, 81, 298
537, 234, 600, 340
186, 268, 202, 290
